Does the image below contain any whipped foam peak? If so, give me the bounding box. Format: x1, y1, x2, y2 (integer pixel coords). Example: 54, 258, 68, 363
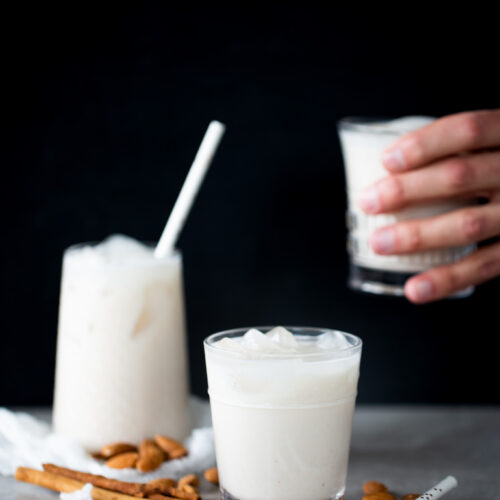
214, 327, 352, 356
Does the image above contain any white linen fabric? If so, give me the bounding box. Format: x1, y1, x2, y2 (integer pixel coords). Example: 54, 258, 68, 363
0, 397, 215, 499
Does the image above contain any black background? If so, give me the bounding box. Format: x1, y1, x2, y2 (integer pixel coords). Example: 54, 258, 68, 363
2, 5, 498, 406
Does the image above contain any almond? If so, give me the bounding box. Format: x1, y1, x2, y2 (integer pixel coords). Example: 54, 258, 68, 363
178, 473, 200, 492
168, 447, 188, 460
181, 484, 198, 494
100, 442, 137, 458
144, 477, 176, 495
362, 494, 397, 500
136, 439, 164, 472
204, 467, 219, 485
167, 486, 200, 500
178, 473, 199, 488
154, 434, 188, 460
154, 434, 183, 452
363, 481, 389, 494
402, 495, 421, 500
105, 451, 138, 469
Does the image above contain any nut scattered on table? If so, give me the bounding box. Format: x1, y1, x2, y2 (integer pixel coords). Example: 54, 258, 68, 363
204, 467, 219, 485
155, 434, 189, 460
93, 434, 189, 472
361, 480, 422, 500
105, 451, 138, 469
179, 473, 200, 494
137, 439, 165, 472
362, 493, 397, 500
363, 481, 389, 494
100, 441, 138, 458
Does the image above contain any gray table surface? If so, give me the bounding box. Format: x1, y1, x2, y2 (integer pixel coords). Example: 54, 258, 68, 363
1, 406, 498, 499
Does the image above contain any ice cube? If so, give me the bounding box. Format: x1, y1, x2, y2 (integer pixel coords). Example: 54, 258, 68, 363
215, 337, 246, 353
266, 326, 298, 351
241, 328, 279, 352
317, 331, 350, 350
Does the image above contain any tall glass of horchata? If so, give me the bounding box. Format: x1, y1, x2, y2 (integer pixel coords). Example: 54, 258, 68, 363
338, 116, 475, 296
204, 326, 362, 500
53, 235, 190, 451
53, 121, 226, 450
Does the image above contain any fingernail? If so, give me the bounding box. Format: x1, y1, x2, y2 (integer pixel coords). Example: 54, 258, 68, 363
409, 279, 434, 302
359, 186, 380, 213
382, 148, 406, 171
372, 228, 395, 253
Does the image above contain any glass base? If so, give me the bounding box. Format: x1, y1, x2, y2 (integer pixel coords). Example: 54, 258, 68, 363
349, 264, 474, 298
220, 486, 344, 499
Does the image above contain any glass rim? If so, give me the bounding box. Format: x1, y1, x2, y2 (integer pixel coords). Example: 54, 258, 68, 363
204, 326, 362, 359
337, 115, 434, 135
64, 239, 181, 261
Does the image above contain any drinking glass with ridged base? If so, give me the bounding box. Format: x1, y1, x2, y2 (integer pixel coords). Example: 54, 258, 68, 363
204, 326, 362, 500
338, 116, 475, 297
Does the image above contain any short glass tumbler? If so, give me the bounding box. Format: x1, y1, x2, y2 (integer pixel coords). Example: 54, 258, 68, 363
204, 326, 362, 500
338, 116, 475, 296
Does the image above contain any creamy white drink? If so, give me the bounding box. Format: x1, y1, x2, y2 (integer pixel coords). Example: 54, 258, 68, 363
53, 235, 190, 450
204, 326, 362, 500
338, 116, 474, 295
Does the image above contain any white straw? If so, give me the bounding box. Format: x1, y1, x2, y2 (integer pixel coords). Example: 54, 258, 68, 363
154, 120, 226, 258
416, 476, 458, 500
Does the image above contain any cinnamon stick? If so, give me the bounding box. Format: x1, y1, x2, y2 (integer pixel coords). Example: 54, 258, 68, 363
15, 467, 139, 499
144, 477, 176, 495
43, 463, 145, 497
92, 488, 144, 500
147, 495, 179, 500
16, 466, 84, 494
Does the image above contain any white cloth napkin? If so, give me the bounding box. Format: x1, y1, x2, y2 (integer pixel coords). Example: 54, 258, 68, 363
0, 397, 215, 499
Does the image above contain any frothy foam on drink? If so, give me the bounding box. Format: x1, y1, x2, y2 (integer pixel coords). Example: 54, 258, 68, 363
214, 326, 352, 357
66, 234, 167, 266
355, 116, 434, 134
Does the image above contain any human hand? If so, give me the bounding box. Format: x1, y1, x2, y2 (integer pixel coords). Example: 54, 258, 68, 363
359, 110, 500, 303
